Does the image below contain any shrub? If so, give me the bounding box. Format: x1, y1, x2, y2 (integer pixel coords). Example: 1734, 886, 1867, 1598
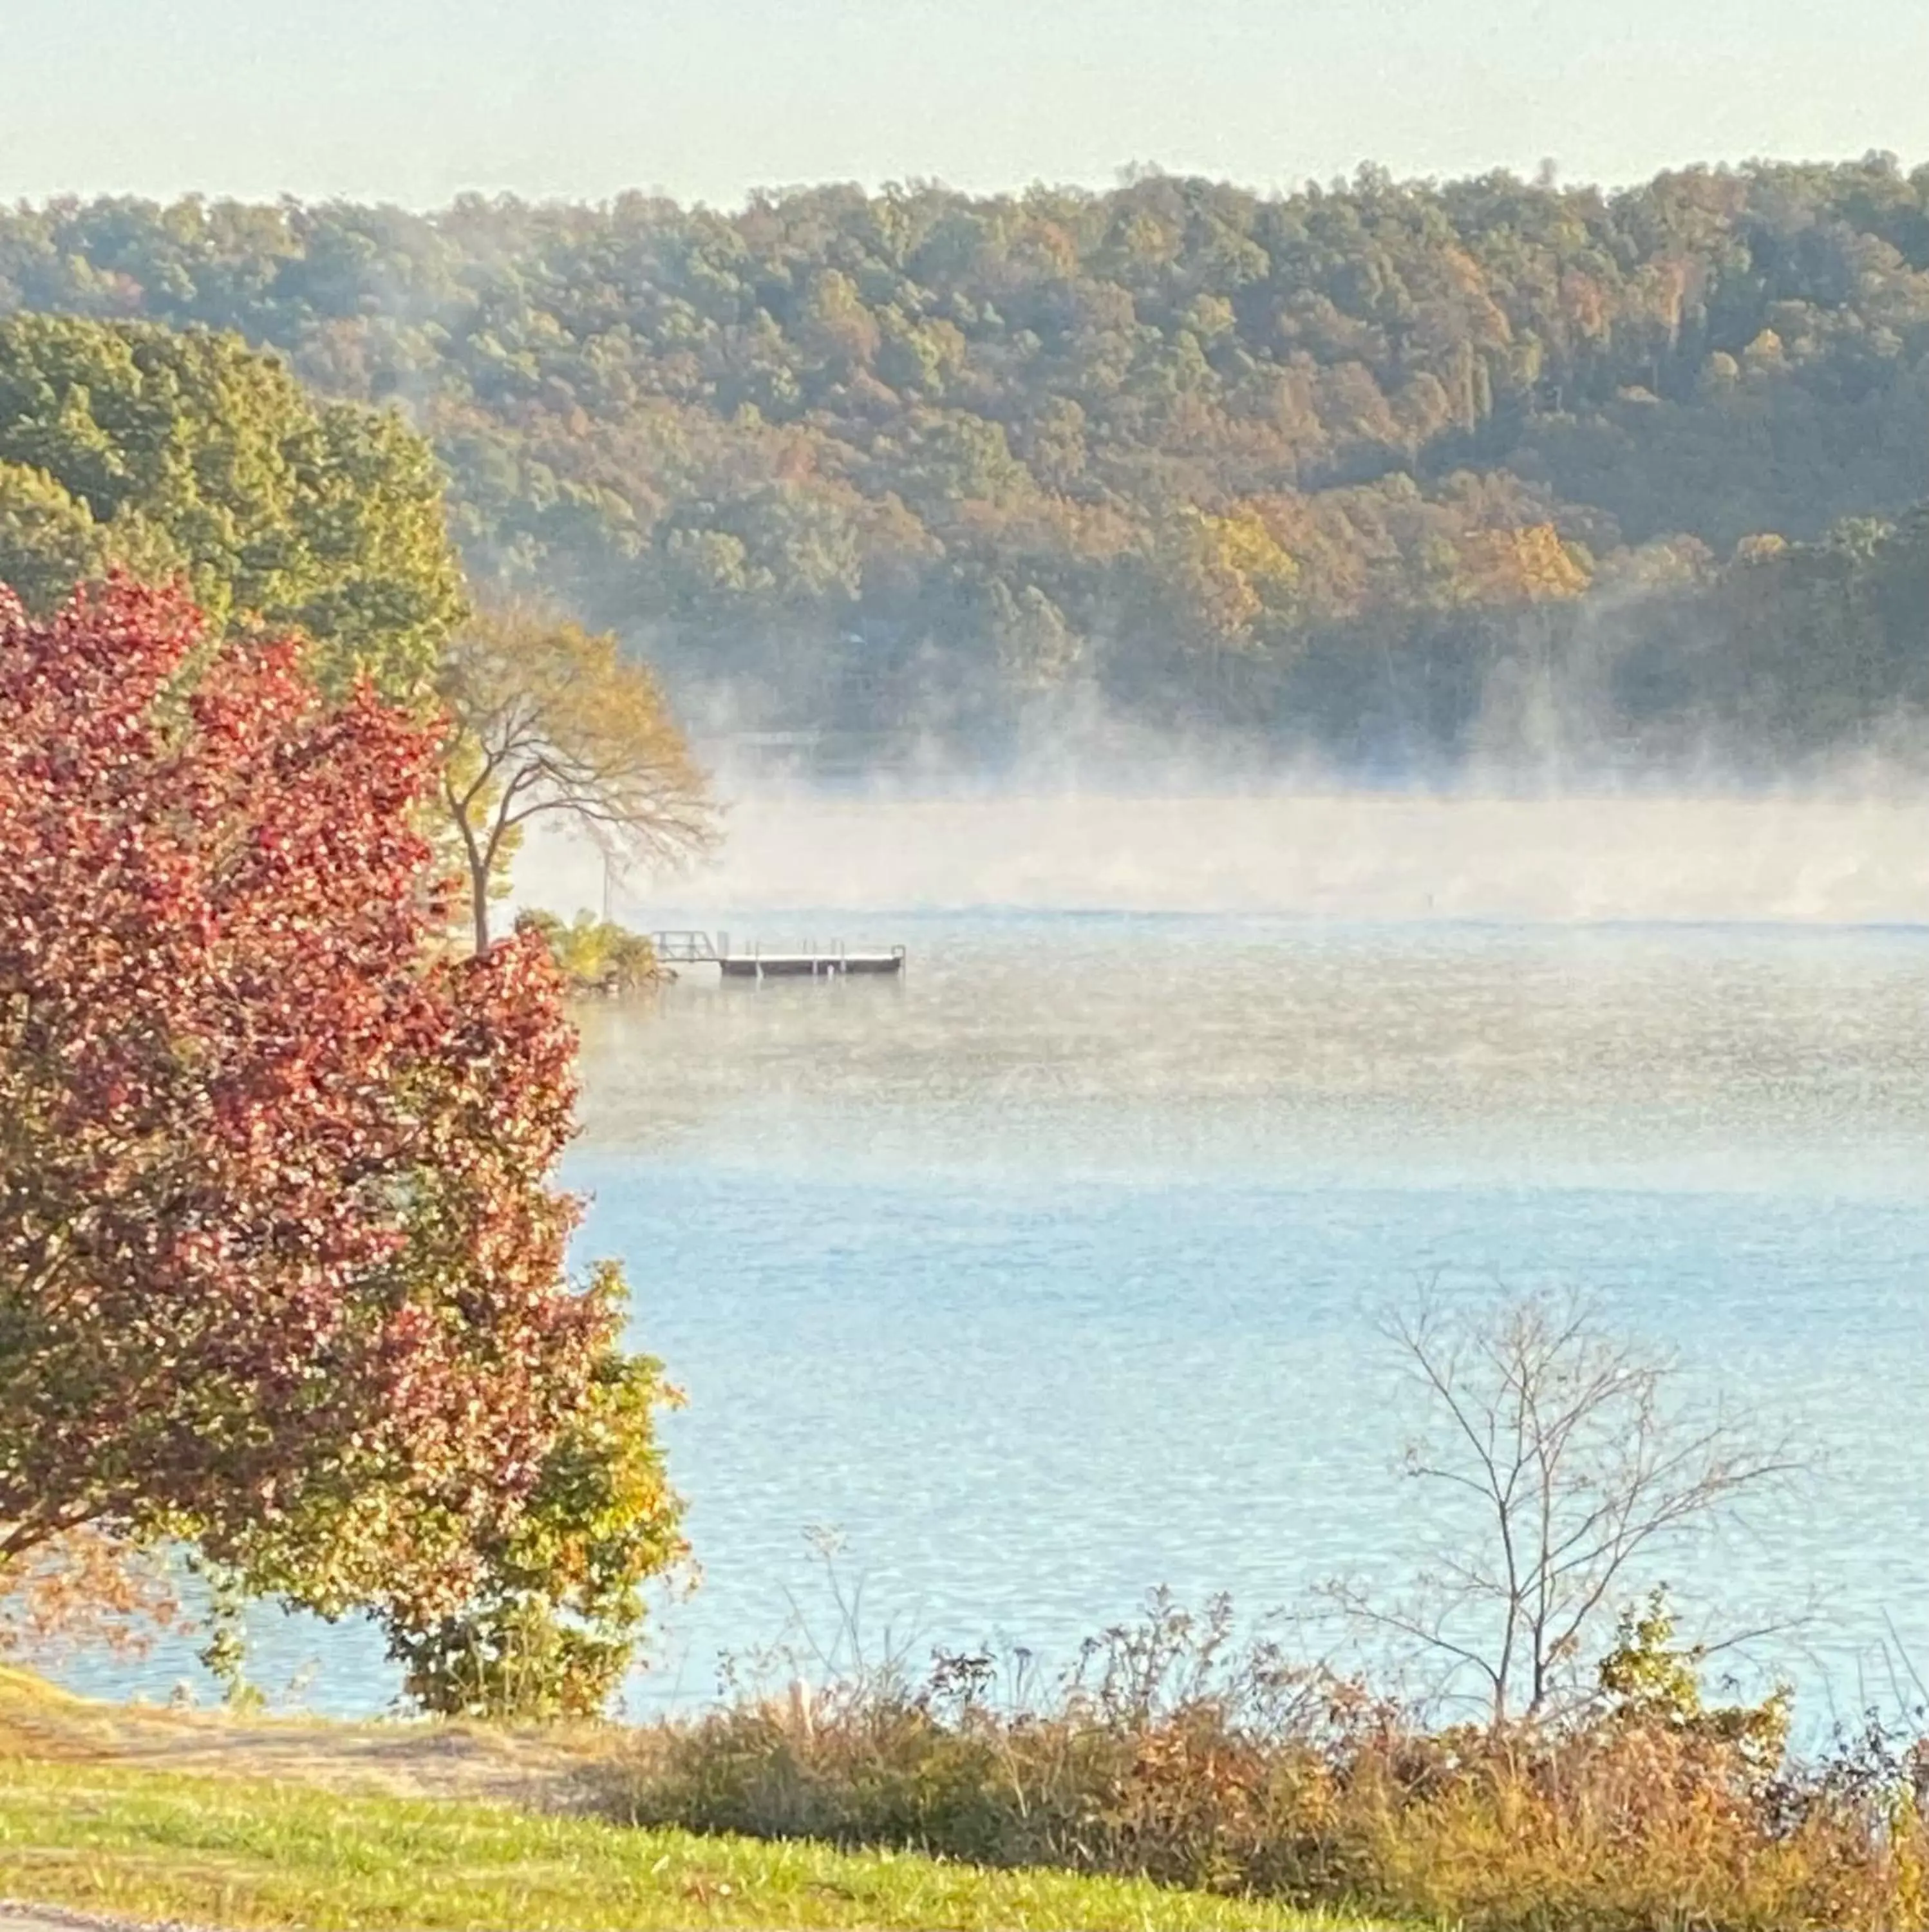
514, 909, 664, 996
388, 1327, 688, 1721
596, 1593, 1929, 1932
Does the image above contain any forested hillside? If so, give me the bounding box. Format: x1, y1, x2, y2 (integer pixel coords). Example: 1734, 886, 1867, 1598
6, 157, 1929, 772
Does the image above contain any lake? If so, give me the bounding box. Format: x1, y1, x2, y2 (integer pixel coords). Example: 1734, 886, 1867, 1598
61, 791, 1929, 1724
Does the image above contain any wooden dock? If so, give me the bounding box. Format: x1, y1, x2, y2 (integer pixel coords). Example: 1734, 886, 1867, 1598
652, 931, 907, 979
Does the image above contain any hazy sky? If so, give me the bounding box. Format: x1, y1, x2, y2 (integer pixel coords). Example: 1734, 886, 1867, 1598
6, 0, 1926, 208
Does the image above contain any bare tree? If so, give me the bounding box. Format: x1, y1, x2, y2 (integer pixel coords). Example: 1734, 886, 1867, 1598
438, 608, 715, 954
1331, 1289, 1798, 1730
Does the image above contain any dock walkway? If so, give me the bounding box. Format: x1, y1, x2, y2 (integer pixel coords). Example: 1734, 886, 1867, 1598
652, 931, 907, 978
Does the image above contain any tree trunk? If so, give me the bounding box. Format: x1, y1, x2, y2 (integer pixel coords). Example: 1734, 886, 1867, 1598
442, 781, 495, 958
469, 853, 491, 956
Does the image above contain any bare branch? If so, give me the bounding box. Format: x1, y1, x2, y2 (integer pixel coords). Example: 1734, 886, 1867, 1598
436, 606, 718, 954
1336, 1287, 1802, 1730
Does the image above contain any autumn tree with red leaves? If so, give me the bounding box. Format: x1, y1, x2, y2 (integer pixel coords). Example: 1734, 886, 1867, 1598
0, 577, 683, 1694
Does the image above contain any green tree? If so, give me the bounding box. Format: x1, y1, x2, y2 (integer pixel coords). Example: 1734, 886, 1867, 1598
514, 908, 663, 993
0, 316, 464, 698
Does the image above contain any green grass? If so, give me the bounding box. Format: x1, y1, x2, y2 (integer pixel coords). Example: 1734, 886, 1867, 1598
0, 1759, 1393, 1931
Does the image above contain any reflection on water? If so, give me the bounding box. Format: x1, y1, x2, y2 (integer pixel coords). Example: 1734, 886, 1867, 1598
61, 909, 1929, 1723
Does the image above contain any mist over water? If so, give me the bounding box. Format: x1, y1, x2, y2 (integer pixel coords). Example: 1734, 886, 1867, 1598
534, 783, 1929, 927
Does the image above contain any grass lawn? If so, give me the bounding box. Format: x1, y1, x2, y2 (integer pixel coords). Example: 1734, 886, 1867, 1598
0, 1757, 1393, 1931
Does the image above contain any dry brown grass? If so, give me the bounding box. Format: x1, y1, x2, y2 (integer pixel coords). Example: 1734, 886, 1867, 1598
592, 1614, 1929, 1932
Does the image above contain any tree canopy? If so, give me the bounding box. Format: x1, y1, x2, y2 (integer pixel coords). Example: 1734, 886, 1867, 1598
0, 315, 465, 701
8, 160, 1929, 762
438, 608, 713, 955
0, 578, 677, 1673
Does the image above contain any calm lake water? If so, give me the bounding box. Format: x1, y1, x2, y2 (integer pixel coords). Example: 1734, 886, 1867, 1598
61, 793, 1929, 1723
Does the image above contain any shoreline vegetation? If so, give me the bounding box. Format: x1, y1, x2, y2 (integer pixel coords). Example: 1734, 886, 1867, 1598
513, 909, 670, 998
8, 1579, 1929, 1932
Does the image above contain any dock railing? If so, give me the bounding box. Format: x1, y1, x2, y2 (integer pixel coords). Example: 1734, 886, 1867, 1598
649, 930, 719, 963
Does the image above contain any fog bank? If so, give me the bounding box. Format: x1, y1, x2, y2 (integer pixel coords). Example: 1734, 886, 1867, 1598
518, 787, 1929, 927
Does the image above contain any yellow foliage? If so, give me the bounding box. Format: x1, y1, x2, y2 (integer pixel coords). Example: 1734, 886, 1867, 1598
438, 608, 715, 955
1454, 524, 1592, 605
1162, 506, 1301, 646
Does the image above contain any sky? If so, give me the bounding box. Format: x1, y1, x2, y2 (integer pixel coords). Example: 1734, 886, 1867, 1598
4, 0, 1927, 209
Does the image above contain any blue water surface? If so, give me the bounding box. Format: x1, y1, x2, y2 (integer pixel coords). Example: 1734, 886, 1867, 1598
61, 914, 1929, 1724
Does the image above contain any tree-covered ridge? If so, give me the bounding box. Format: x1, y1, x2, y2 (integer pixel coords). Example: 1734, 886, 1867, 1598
7, 158, 1929, 762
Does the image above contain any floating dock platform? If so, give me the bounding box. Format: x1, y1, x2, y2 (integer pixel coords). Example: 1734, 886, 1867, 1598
718, 949, 905, 978
652, 931, 906, 979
